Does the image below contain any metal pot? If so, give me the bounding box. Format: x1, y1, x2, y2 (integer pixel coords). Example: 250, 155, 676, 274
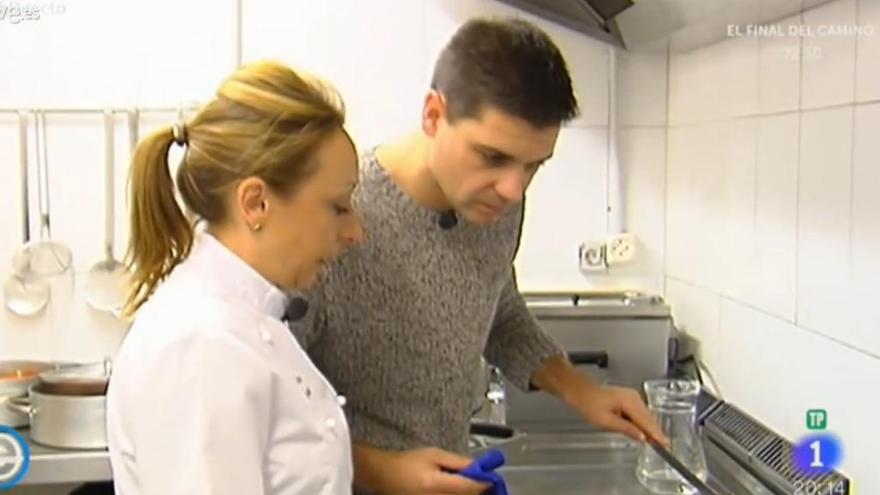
0, 393, 30, 428
6, 383, 107, 449
37, 360, 111, 396
0, 360, 55, 427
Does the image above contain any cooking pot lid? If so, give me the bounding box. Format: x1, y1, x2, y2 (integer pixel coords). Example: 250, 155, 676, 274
39, 361, 110, 385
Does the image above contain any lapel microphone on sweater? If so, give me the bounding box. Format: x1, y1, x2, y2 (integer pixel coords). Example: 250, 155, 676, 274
438, 210, 458, 230
282, 297, 309, 323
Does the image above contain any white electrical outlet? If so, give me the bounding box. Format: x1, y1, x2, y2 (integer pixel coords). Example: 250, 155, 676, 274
605, 233, 637, 265
578, 242, 607, 271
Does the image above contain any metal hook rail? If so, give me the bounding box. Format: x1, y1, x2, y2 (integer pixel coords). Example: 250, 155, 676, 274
0, 105, 201, 115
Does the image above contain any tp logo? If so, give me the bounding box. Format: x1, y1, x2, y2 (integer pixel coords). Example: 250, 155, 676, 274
0, 426, 30, 490
806, 409, 827, 430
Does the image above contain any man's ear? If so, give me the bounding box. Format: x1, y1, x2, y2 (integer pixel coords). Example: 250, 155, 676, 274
422, 90, 446, 137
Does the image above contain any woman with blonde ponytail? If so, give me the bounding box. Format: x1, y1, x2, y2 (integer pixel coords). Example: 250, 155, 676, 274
106, 61, 363, 495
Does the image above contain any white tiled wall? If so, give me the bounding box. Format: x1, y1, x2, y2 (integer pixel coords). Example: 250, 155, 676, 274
652, 0, 880, 489
758, 15, 802, 114
851, 104, 880, 357
0, 1, 616, 363
611, 47, 668, 295
516, 127, 608, 290
665, 278, 722, 371
667, 122, 729, 289
241, 0, 430, 150
0, 1, 237, 108
617, 50, 668, 127
614, 126, 666, 295
752, 114, 798, 320
801, 0, 857, 109
797, 107, 853, 340
855, 0, 880, 101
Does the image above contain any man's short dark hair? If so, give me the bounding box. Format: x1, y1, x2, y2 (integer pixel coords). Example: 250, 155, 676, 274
431, 18, 580, 127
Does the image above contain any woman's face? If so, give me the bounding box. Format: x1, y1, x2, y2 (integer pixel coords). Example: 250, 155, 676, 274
262, 127, 363, 290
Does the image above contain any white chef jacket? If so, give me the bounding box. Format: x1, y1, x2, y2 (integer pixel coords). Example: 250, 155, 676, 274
106, 233, 353, 495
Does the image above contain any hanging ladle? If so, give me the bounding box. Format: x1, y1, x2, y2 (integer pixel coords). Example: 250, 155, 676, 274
3, 111, 50, 316
84, 110, 129, 314
13, 110, 74, 278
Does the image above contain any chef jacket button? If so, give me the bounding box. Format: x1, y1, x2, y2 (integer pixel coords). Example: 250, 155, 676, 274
305, 387, 312, 398
325, 418, 336, 429
337, 395, 347, 407
260, 331, 272, 344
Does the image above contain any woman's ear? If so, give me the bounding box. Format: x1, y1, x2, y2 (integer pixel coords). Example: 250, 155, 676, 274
236, 177, 270, 232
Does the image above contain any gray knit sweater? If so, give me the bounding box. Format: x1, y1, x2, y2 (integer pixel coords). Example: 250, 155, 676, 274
289, 150, 564, 455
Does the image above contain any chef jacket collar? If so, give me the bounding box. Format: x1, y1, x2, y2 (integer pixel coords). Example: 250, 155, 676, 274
189, 232, 290, 321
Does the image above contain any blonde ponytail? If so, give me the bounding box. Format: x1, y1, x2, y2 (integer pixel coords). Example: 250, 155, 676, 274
123, 128, 193, 316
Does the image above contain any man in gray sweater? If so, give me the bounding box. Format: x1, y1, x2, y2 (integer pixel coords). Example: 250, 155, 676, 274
291, 18, 668, 495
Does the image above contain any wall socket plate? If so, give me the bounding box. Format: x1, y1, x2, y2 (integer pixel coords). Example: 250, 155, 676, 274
578, 241, 607, 271
605, 233, 637, 265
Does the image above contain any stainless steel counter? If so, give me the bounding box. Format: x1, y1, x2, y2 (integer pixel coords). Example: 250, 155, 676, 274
483, 431, 776, 494
14, 428, 775, 493
16, 429, 111, 486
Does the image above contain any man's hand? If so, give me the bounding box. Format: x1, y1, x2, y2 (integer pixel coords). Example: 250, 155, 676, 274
353, 443, 490, 495
567, 383, 670, 446
531, 356, 670, 447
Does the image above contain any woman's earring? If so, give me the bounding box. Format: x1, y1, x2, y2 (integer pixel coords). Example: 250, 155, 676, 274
252, 201, 267, 232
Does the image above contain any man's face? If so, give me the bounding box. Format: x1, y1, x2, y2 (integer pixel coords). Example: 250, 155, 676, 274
424, 94, 560, 225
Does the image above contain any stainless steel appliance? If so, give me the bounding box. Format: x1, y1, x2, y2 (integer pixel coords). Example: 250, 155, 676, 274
504, 291, 673, 432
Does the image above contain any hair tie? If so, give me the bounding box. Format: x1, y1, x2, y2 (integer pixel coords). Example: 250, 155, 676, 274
172, 123, 188, 146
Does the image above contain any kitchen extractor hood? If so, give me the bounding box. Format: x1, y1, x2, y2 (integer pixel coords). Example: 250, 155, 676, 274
496, 0, 836, 52
495, 0, 633, 47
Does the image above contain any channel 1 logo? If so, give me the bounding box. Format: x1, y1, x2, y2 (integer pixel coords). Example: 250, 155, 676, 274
792, 409, 844, 477
0, 425, 30, 490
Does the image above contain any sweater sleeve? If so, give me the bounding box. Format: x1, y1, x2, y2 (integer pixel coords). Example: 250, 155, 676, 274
483, 273, 565, 391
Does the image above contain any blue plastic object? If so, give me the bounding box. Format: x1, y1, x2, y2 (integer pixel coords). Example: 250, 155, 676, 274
457, 449, 509, 495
